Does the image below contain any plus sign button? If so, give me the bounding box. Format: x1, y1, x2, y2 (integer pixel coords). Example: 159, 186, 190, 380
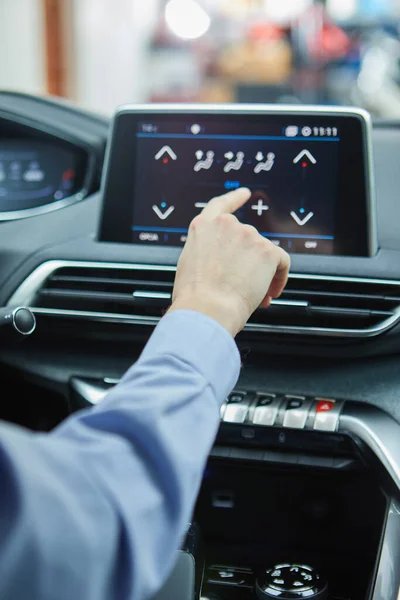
251, 198, 269, 217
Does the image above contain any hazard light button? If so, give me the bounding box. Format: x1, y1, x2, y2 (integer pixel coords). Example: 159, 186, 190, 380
316, 400, 336, 413
312, 398, 343, 432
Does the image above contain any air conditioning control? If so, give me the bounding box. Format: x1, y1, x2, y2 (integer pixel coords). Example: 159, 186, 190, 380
256, 564, 328, 600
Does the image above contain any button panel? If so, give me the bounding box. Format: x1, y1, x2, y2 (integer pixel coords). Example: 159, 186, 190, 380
221, 390, 344, 432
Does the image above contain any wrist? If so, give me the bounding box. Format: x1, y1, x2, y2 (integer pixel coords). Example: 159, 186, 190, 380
168, 292, 243, 337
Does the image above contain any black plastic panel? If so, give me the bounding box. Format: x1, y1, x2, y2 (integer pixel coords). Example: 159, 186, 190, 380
0, 105, 399, 303
1, 97, 400, 426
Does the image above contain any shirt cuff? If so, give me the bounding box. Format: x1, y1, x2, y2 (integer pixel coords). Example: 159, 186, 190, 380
139, 310, 241, 405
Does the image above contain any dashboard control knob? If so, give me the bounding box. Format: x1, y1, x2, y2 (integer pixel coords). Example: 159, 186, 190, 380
13, 307, 36, 335
0, 306, 36, 338
256, 564, 328, 599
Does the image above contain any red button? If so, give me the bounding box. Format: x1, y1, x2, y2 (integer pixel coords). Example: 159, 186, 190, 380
316, 400, 335, 413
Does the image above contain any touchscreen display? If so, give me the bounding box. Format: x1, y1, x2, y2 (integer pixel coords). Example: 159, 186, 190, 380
99, 108, 375, 256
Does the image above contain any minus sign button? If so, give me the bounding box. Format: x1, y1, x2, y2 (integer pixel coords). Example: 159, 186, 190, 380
195, 202, 208, 209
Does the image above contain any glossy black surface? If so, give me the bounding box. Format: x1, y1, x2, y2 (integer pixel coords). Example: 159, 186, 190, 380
99, 109, 372, 256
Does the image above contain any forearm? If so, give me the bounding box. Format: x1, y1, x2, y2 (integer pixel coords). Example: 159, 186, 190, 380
0, 311, 240, 600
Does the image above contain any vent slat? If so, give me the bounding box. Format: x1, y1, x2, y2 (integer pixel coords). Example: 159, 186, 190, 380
32, 264, 400, 337
50, 275, 173, 288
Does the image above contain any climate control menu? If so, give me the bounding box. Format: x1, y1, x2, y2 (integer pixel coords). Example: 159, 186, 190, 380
99, 108, 373, 257
132, 128, 339, 253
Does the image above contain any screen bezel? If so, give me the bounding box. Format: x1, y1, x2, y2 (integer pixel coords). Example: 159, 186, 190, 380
98, 104, 377, 257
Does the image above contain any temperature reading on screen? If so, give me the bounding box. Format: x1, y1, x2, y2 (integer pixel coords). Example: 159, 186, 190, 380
140, 123, 158, 134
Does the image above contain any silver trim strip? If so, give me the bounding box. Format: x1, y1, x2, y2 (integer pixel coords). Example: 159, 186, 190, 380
111, 104, 377, 257
70, 378, 108, 405
0, 191, 87, 221
339, 404, 400, 493
6, 260, 400, 338
372, 500, 400, 600
103, 377, 121, 385
270, 299, 309, 308
117, 103, 372, 118
133, 291, 172, 300
31, 307, 160, 326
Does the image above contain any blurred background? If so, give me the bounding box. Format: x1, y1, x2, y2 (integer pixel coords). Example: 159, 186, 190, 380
2, 0, 400, 118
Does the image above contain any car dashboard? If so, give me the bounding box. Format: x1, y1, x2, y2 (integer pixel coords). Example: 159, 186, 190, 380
0, 91, 400, 600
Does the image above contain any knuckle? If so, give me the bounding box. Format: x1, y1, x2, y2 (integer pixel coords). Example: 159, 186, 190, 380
279, 246, 291, 264
261, 238, 279, 257
260, 236, 273, 250
189, 215, 203, 231
243, 224, 258, 237
216, 213, 235, 226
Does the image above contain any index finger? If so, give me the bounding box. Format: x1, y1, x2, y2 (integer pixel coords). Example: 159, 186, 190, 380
201, 187, 252, 219
268, 247, 291, 299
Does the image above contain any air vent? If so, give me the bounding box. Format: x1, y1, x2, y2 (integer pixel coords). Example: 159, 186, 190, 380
35, 264, 175, 323
247, 274, 400, 335
7, 261, 400, 338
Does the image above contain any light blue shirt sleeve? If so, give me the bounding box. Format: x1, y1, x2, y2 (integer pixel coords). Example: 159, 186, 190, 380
0, 310, 241, 600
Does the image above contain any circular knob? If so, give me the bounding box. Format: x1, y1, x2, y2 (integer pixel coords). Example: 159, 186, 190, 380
256, 564, 328, 599
13, 308, 36, 336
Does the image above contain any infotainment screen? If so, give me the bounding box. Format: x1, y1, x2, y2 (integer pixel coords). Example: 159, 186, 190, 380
99, 106, 376, 256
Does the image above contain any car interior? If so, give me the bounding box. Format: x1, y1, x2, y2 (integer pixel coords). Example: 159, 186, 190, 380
0, 90, 399, 600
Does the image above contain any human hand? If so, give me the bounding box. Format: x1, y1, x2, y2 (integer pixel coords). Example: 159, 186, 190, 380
169, 188, 290, 337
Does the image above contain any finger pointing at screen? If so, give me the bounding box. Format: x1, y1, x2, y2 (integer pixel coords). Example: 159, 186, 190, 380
170, 188, 291, 337
201, 187, 252, 219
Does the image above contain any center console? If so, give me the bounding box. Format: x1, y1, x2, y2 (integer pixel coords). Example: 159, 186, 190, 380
197, 455, 386, 600
194, 391, 390, 600
71, 378, 400, 600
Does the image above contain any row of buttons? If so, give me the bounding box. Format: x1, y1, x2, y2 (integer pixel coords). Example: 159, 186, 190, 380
221, 392, 343, 432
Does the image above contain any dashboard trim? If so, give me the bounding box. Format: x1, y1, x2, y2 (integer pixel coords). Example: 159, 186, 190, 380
372, 500, 400, 600
6, 260, 400, 339
70, 374, 400, 497
71, 377, 109, 405
0, 110, 97, 221
339, 404, 400, 493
